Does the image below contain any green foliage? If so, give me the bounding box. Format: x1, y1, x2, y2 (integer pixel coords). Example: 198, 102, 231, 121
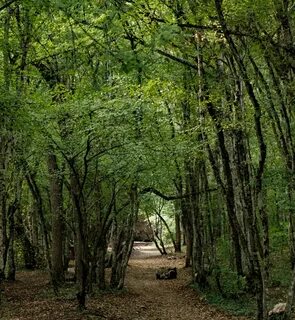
1, 0, 295, 317
202, 290, 256, 317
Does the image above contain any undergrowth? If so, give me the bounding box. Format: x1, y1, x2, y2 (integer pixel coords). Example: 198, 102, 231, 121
192, 232, 292, 318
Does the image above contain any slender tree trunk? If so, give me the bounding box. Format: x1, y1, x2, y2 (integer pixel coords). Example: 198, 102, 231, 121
0, 9, 11, 292
181, 197, 193, 267
110, 185, 138, 290
70, 171, 88, 310
174, 201, 181, 252
96, 241, 107, 290
154, 210, 176, 251
6, 198, 18, 281
146, 214, 167, 255
0, 139, 8, 281
26, 173, 51, 270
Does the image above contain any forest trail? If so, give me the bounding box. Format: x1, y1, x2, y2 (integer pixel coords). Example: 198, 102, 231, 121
1, 243, 249, 320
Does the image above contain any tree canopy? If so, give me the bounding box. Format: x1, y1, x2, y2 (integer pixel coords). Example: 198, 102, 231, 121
1, 1, 295, 319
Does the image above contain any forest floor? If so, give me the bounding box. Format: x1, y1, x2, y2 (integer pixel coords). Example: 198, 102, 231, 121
0, 243, 250, 320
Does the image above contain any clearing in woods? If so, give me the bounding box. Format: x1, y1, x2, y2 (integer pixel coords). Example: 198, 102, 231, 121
0, 243, 249, 320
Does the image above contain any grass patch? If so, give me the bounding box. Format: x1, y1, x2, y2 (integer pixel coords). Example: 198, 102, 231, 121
203, 290, 256, 317
192, 272, 256, 317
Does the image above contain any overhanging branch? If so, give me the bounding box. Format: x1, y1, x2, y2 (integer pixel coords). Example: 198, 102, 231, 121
140, 187, 218, 201
156, 49, 198, 70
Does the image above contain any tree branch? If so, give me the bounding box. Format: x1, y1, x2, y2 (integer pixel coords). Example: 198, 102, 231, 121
156, 49, 198, 70
140, 187, 218, 201
0, 0, 17, 12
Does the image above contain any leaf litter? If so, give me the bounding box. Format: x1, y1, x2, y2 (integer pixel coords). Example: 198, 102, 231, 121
1, 243, 249, 320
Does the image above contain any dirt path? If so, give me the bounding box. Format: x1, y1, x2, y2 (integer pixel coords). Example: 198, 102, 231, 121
0, 243, 249, 320
121, 243, 248, 320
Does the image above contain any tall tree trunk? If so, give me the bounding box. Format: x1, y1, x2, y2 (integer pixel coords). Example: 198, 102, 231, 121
110, 185, 138, 290
0, 8, 11, 292
48, 152, 64, 289
180, 197, 193, 267
70, 170, 88, 310
214, 2, 267, 319
188, 160, 208, 288
0, 144, 7, 281
6, 197, 19, 281
15, 211, 37, 269
26, 172, 51, 271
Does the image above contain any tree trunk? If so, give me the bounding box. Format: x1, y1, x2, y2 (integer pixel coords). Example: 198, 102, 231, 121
180, 197, 192, 267
187, 160, 208, 288
15, 211, 37, 269
146, 214, 167, 255
48, 152, 64, 289
154, 210, 176, 252
26, 172, 51, 270
214, 3, 267, 319
285, 265, 295, 319
110, 185, 138, 290
70, 171, 88, 310
96, 243, 107, 290
6, 199, 18, 281
0, 138, 8, 281
174, 202, 181, 253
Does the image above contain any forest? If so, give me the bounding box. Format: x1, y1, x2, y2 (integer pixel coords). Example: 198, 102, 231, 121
0, 0, 295, 319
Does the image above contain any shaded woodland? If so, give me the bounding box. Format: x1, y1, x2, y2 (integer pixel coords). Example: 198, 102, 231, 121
0, 1, 295, 319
